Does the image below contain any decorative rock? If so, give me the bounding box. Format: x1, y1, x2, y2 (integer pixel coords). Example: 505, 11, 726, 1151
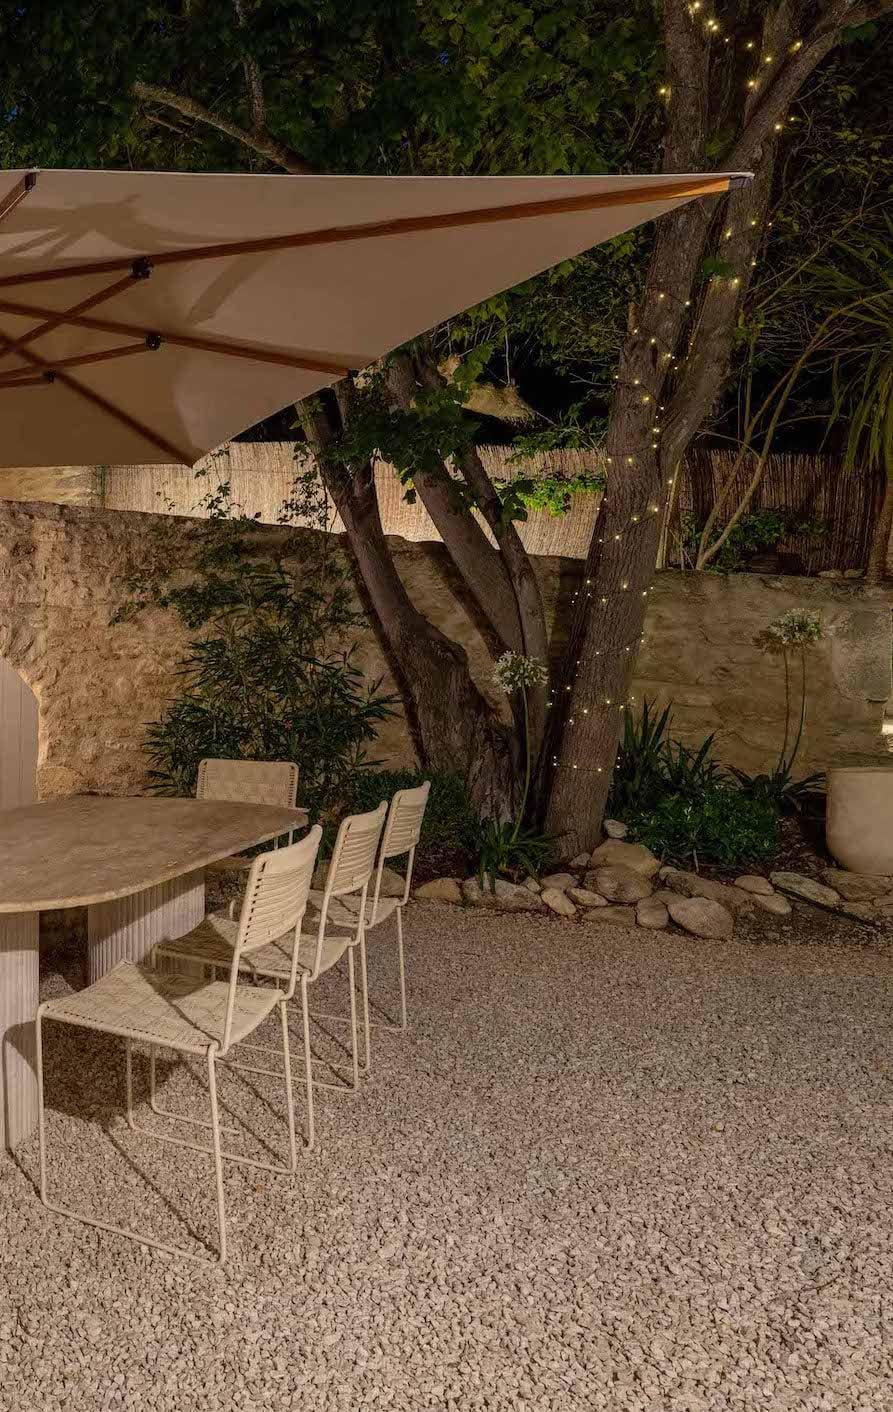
461, 878, 542, 911
817, 569, 842, 579
541, 887, 577, 918
523, 875, 542, 893
603, 819, 629, 839
749, 891, 792, 917
569, 853, 591, 870
871, 893, 893, 913
582, 905, 638, 928
821, 868, 893, 902
414, 877, 462, 904
770, 871, 841, 910
636, 898, 669, 930
667, 896, 734, 939
590, 839, 660, 878
843, 567, 864, 579
567, 887, 608, 908
661, 867, 755, 915
734, 875, 774, 896
587, 864, 653, 904
540, 872, 578, 892
840, 901, 875, 923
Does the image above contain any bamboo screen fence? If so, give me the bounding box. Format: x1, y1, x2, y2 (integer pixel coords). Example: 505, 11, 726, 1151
0, 441, 880, 571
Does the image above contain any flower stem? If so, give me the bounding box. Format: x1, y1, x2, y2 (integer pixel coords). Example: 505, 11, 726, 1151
511, 686, 531, 845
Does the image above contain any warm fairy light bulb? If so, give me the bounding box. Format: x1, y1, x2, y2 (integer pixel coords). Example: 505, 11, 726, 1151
745, 40, 754, 49
791, 39, 802, 50
621, 581, 628, 590
747, 78, 758, 89
626, 456, 634, 465
642, 395, 651, 404
764, 53, 773, 63
774, 122, 783, 132
650, 336, 657, 345
658, 292, 666, 301
631, 514, 639, 522
633, 377, 641, 385
731, 276, 741, 286
724, 228, 732, 239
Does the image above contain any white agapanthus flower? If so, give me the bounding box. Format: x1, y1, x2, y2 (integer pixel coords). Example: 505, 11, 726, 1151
492, 651, 548, 694
765, 609, 824, 648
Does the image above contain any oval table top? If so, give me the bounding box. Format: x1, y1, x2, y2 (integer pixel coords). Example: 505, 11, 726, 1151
0, 796, 309, 912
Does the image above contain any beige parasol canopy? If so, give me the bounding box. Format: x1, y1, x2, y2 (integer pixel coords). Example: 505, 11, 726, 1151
0, 168, 749, 467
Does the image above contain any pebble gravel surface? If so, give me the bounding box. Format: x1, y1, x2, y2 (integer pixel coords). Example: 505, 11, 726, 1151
2, 906, 892, 1411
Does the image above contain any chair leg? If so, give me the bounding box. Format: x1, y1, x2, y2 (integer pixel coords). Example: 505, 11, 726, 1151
148, 1043, 238, 1135
358, 933, 372, 1076
38, 1021, 226, 1266
300, 977, 315, 1151
396, 906, 408, 1031
36, 1009, 47, 1204
125, 1039, 136, 1130
279, 1001, 298, 1172
346, 947, 360, 1091
206, 1049, 227, 1265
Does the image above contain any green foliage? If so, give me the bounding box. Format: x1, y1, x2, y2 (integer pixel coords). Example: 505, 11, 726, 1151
608, 699, 723, 817
677, 509, 827, 574
125, 480, 397, 821
611, 699, 780, 868
347, 768, 479, 854
495, 470, 605, 520
475, 819, 555, 891
728, 763, 825, 814
629, 788, 779, 869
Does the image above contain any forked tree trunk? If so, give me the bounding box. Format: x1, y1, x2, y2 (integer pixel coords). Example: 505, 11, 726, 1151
301, 393, 516, 813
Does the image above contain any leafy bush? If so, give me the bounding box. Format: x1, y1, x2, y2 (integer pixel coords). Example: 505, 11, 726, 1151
676, 509, 827, 574
629, 788, 779, 868
347, 769, 479, 855
125, 479, 397, 821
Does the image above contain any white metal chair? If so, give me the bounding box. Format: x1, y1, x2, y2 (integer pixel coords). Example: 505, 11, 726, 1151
155, 803, 388, 1151
36, 826, 322, 1266
197, 758, 300, 875
322, 781, 430, 1042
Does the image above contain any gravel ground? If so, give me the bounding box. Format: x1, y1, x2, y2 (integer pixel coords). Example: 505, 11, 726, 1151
2, 905, 893, 1411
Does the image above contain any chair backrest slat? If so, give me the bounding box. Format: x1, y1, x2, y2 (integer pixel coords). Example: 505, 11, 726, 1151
327, 803, 389, 896
367, 781, 431, 923
196, 758, 298, 810
220, 825, 321, 1051
380, 782, 431, 861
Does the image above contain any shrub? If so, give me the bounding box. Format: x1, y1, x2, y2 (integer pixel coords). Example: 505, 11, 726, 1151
629, 787, 779, 868
346, 768, 479, 856
609, 699, 723, 817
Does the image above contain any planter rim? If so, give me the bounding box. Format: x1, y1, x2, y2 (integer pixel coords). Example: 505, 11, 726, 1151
828, 765, 893, 776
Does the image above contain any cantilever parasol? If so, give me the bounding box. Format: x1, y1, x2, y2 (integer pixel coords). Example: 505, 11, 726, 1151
0, 168, 749, 468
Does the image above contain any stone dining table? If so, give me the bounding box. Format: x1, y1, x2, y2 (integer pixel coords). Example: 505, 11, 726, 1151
0, 795, 308, 1151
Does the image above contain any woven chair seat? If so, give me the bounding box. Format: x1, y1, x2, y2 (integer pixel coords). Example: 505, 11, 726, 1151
41, 962, 282, 1055
319, 894, 400, 929
157, 912, 352, 980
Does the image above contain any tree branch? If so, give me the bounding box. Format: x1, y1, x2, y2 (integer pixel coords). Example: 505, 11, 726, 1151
233, 0, 267, 134
132, 80, 313, 173
728, 0, 893, 169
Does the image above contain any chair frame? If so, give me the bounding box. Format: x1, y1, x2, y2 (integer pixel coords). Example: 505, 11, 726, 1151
317, 782, 430, 1051
155, 803, 388, 1152
36, 826, 322, 1266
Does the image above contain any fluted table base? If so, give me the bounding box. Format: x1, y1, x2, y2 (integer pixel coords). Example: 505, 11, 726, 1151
0, 911, 39, 1152
87, 869, 205, 983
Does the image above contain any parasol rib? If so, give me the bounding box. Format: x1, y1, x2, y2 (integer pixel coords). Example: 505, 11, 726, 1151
0, 323, 193, 464
0, 342, 151, 383
0, 175, 734, 290
0, 295, 363, 374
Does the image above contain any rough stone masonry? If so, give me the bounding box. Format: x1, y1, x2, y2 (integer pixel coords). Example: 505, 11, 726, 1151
0, 498, 890, 800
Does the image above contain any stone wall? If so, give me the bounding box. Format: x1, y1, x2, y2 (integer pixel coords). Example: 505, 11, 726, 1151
0, 500, 889, 802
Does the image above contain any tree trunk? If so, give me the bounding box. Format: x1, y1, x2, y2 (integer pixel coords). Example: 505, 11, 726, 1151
866, 467, 893, 584
301, 392, 515, 813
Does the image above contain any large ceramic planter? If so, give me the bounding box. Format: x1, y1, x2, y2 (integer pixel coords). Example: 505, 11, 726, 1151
826, 767, 893, 875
